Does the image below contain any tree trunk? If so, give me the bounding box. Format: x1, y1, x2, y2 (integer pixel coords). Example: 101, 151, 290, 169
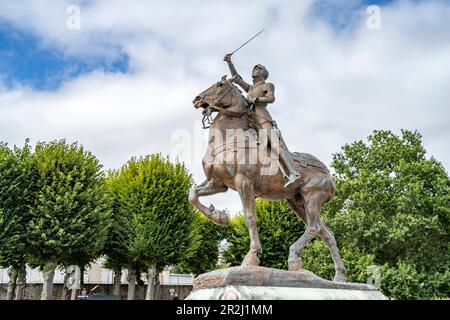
126, 262, 136, 300
155, 272, 161, 300
41, 262, 56, 300
113, 267, 122, 300
14, 263, 26, 300
79, 264, 85, 286
71, 287, 78, 300
71, 264, 86, 300
61, 270, 70, 300
145, 262, 157, 300
71, 264, 84, 300
6, 268, 18, 300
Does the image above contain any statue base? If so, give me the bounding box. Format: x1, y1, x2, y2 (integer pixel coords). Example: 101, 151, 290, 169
187, 285, 387, 300
187, 266, 387, 300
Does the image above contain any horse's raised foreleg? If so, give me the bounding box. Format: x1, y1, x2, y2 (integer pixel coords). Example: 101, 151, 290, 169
236, 176, 261, 267
188, 180, 229, 226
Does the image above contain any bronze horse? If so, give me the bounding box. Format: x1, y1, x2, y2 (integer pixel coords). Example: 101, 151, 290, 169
189, 76, 347, 282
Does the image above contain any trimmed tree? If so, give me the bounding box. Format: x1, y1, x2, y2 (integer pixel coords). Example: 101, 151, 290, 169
0, 141, 38, 300
112, 155, 195, 300
176, 213, 227, 275
28, 140, 110, 300
103, 170, 134, 300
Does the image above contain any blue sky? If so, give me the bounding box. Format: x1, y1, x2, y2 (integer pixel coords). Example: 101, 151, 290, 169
0, 0, 398, 91
0, 21, 129, 90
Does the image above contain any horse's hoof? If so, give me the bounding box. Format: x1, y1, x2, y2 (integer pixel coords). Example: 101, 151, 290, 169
288, 256, 303, 271
210, 208, 229, 226
288, 261, 303, 272
333, 273, 347, 283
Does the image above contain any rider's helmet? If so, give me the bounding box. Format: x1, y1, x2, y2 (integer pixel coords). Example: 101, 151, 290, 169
253, 64, 269, 80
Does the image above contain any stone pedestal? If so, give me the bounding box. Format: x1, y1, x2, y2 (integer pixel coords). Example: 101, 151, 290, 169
187, 266, 387, 300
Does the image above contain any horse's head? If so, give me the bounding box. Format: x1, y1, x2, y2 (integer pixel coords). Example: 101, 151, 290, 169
193, 75, 240, 110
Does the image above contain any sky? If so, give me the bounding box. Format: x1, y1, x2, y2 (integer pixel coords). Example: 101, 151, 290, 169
0, 0, 449, 214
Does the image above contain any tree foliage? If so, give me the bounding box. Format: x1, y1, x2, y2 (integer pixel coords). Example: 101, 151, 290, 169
324, 130, 449, 299
109, 154, 195, 271
176, 213, 227, 275
28, 140, 110, 268
225, 199, 305, 270
103, 170, 131, 271
0, 141, 37, 269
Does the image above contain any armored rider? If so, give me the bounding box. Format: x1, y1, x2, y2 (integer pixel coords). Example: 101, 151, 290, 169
224, 53, 301, 187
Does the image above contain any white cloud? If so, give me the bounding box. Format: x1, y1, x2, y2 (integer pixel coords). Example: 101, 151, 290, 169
0, 0, 449, 214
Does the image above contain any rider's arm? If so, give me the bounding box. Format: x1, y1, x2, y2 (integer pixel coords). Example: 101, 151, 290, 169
224, 54, 251, 92
232, 73, 251, 93
255, 83, 275, 103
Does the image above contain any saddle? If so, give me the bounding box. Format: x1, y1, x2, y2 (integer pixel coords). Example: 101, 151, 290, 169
291, 152, 330, 174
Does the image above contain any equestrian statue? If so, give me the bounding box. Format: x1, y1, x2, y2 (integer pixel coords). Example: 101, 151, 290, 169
189, 53, 347, 283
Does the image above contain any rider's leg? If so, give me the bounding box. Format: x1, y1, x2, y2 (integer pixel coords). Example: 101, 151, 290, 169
261, 122, 301, 187
280, 149, 302, 187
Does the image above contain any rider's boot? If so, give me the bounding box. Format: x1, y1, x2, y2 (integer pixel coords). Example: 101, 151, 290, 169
280, 149, 302, 188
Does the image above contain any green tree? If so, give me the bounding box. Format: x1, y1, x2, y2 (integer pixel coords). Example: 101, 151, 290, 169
176, 213, 227, 275
103, 170, 134, 299
323, 129, 450, 299
112, 155, 195, 300
28, 140, 110, 300
225, 199, 305, 269
0, 141, 38, 300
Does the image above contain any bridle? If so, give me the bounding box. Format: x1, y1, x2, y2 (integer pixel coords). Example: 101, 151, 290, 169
201, 81, 236, 129
204, 81, 234, 108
